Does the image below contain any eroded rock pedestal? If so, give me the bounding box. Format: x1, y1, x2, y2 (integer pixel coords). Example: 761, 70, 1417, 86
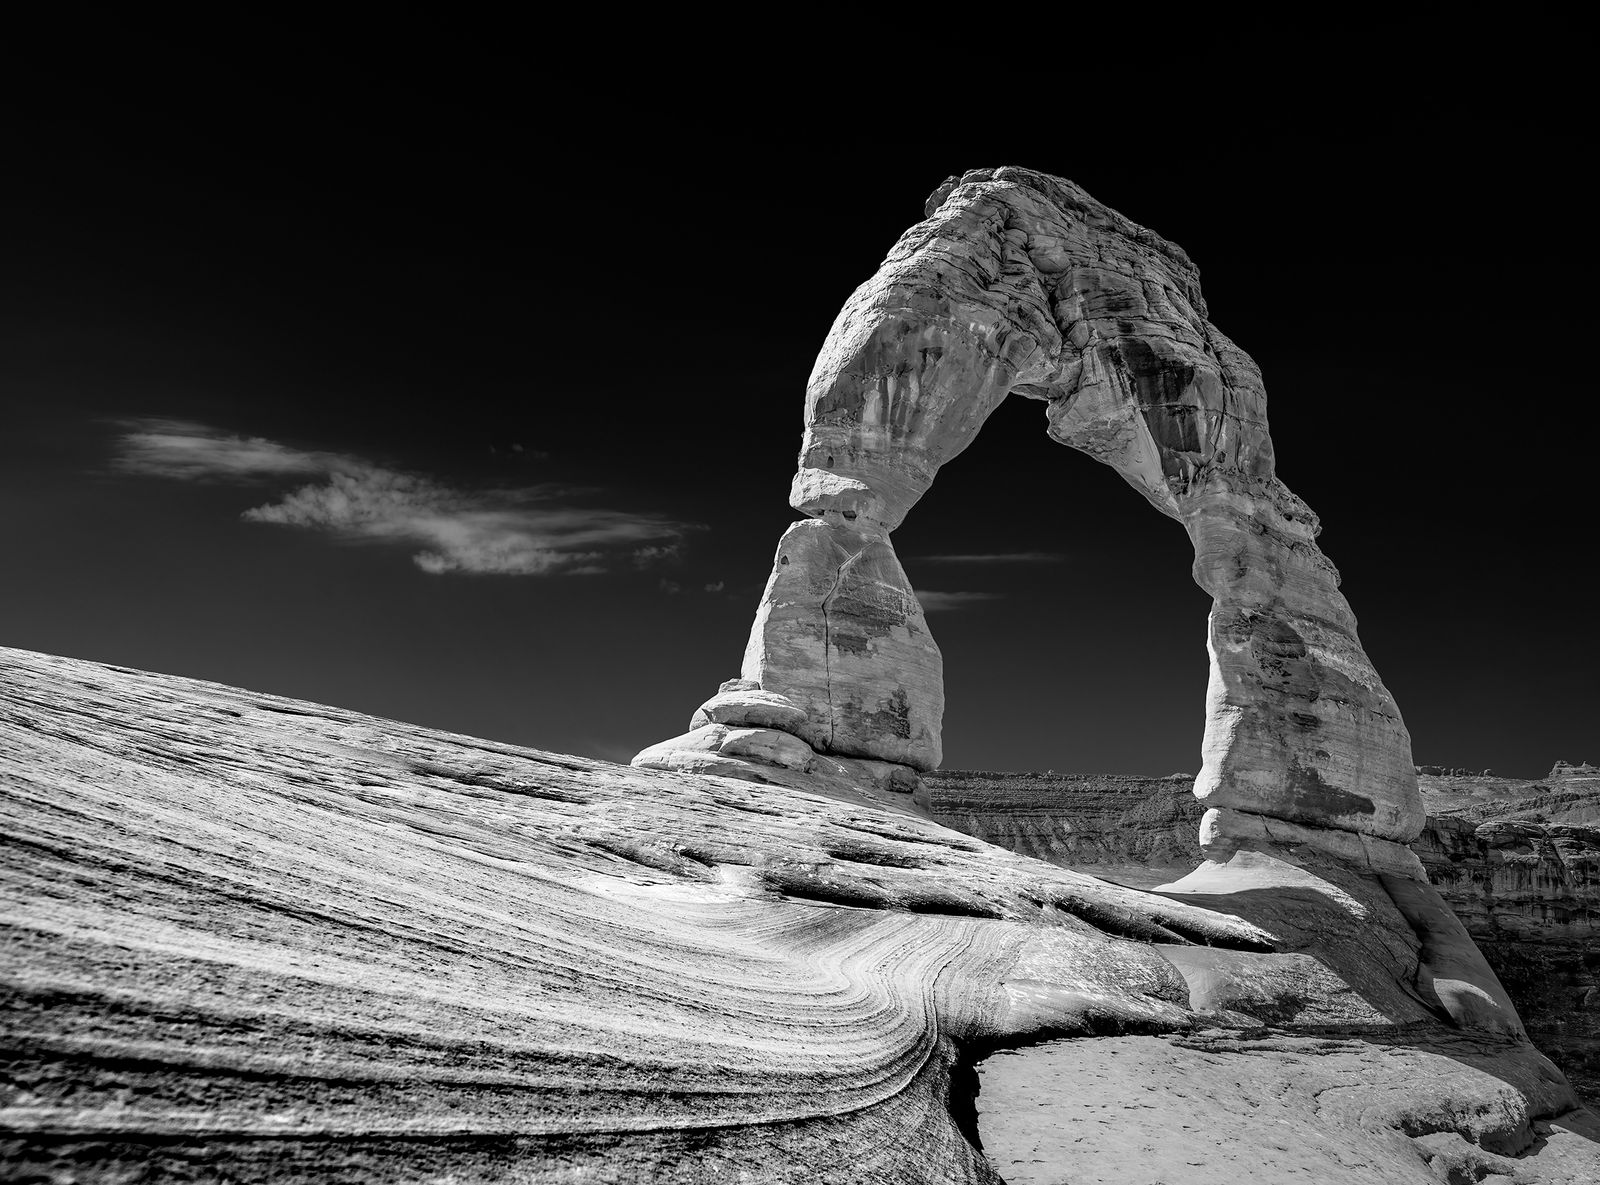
739, 519, 942, 771
633, 522, 941, 791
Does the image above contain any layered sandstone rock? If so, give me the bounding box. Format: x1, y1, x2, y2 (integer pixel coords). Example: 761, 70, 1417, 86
620, 171, 1547, 1117
926, 764, 1600, 1104
1416, 764, 1600, 1103
635, 520, 943, 782
5, 646, 1596, 1182
1551, 761, 1599, 779
923, 770, 1206, 889
636, 166, 1420, 863
690, 685, 811, 735
738, 519, 943, 770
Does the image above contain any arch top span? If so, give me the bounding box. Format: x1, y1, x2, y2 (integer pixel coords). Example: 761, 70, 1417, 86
791, 166, 1280, 533
636, 167, 1423, 860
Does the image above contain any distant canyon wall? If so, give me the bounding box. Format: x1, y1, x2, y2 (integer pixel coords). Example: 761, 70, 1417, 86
924, 762, 1600, 1103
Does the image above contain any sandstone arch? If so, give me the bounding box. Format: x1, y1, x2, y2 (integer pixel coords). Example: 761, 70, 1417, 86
636, 166, 1422, 865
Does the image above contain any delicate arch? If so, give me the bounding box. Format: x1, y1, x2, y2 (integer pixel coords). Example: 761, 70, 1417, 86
638, 167, 1421, 855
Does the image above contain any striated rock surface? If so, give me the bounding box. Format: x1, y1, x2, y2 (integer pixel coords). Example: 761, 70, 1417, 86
924, 770, 1206, 889
739, 518, 943, 771
636, 520, 943, 781
637, 166, 1420, 860
690, 687, 813, 735
5, 646, 1597, 1181
1551, 760, 1600, 780
927, 764, 1600, 1104
1416, 764, 1600, 1104
634, 721, 821, 778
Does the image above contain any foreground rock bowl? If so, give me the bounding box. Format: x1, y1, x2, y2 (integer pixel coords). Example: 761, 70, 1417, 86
2, 646, 1596, 1183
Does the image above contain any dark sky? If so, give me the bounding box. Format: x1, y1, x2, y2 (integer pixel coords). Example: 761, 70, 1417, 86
2, 30, 1592, 777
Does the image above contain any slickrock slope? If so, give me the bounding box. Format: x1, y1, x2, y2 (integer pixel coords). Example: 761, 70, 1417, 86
1419, 764, 1600, 826
3, 646, 1597, 1182
0, 646, 1249, 1184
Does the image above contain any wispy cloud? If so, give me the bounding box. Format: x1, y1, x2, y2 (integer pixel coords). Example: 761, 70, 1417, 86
113, 419, 340, 481
112, 419, 691, 577
916, 590, 1003, 613
243, 471, 685, 577
914, 552, 1066, 564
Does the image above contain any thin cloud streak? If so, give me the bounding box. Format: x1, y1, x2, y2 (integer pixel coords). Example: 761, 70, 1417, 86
112, 419, 341, 481
112, 418, 692, 577
916, 591, 1003, 613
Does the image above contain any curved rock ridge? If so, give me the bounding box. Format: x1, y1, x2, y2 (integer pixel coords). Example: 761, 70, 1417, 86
4, 647, 1595, 1181
924, 766, 1600, 1105
633, 166, 1421, 860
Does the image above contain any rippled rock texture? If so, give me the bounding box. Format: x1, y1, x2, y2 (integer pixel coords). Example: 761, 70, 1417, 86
978, 1032, 1600, 1185
927, 765, 1600, 1106
635, 166, 1419, 862
3, 647, 1597, 1182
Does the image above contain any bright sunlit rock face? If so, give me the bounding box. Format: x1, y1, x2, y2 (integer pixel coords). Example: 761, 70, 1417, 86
635, 167, 1420, 864
5, 646, 1597, 1182
740, 519, 944, 771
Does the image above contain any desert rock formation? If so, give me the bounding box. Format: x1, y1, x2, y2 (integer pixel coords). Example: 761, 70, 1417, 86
8, 169, 1593, 1180
5, 647, 1599, 1181
740, 520, 944, 770
634, 166, 1419, 872
626, 168, 1588, 1164
1417, 764, 1600, 1103
925, 765, 1600, 1104
924, 770, 1206, 889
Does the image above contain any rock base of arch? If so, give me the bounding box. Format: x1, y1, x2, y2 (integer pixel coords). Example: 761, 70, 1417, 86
631, 675, 926, 809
